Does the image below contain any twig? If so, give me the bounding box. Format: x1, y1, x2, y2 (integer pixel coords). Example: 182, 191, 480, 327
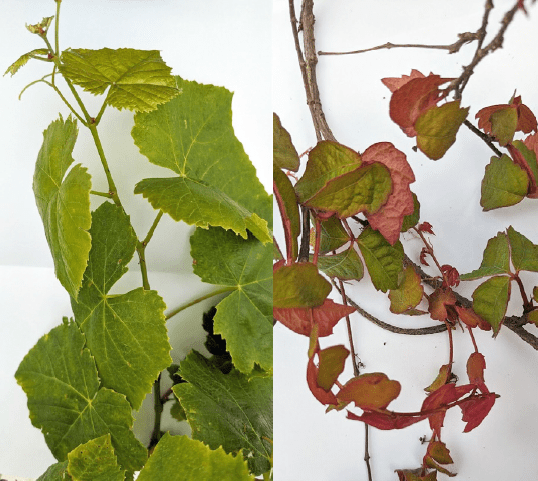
463, 120, 502, 157
338, 279, 360, 376
364, 423, 373, 481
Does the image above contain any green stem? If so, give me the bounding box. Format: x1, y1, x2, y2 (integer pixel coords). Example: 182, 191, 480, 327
94, 94, 109, 126
165, 287, 236, 320
142, 211, 164, 246
55, 0, 61, 55
136, 211, 164, 291
90, 190, 114, 198
41, 80, 86, 125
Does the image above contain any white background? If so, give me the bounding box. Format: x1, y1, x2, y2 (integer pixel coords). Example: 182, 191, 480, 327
0, 1, 270, 478
273, 1, 538, 480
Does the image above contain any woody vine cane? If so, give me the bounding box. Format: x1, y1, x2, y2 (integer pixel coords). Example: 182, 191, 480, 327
274, 1, 538, 480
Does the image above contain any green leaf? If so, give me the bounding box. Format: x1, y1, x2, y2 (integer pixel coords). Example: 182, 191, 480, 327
273, 262, 332, 308
401, 192, 420, 232
415, 101, 468, 160
273, 113, 299, 171
67, 435, 125, 481
490, 106, 518, 146
36, 461, 69, 481
132, 76, 271, 225
315, 247, 364, 281
4, 48, 49, 76
389, 265, 424, 313
60, 48, 179, 112
460, 231, 511, 280
26, 16, 54, 35
274, 168, 300, 260
507, 226, 538, 272
33, 115, 91, 300
357, 227, 404, 292
317, 216, 350, 254
136, 433, 254, 481
295, 141, 362, 202
480, 155, 528, 211
71, 202, 172, 410
173, 352, 272, 476
15, 320, 147, 472
512, 140, 538, 185
472, 275, 511, 335
317, 345, 349, 391
191, 227, 272, 372
302, 163, 392, 218
135, 177, 270, 244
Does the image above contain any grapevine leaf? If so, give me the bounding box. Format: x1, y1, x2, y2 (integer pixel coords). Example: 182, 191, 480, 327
401, 193, 420, 232
317, 345, 349, 391
71, 202, 172, 410
132, 76, 271, 225
317, 216, 350, 254
273, 262, 332, 308
362, 143, 415, 244
33, 115, 91, 300
15, 320, 147, 472
67, 434, 125, 481
274, 168, 300, 260
134, 177, 270, 243
4, 48, 49, 76
295, 141, 362, 202
386, 72, 451, 137
60, 48, 179, 112
460, 231, 510, 280
136, 433, 254, 481
273, 113, 299, 171
389, 265, 424, 314
415, 101, 469, 160
480, 155, 528, 211
357, 227, 404, 292
337, 373, 401, 410
273, 299, 355, 337
511, 95, 538, 133
191, 227, 272, 372
36, 462, 69, 481
301, 162, 392, 218
460, 393, 497, 433
507, 225, 538, 272
454, 305, 491, 331
315, 247, 364, 280
471, 275, 511, 335
173, 352, 272, 476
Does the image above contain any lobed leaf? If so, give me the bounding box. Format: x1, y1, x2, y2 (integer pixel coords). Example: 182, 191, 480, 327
173, 352, 272, 476
460, 393, 497, 433
191, 227, 272, 372
33, 115, 91, 300
415, 101, 468, 160
273, 113, 300, 171
471, 275, 511, 335
132, 76, 271, 225
357, 227, 404, 292
71, 202, 172, 410
15, 320, 147, 472
480, 155, 528, 210
60, 48, 179, 112
136, 433, 254, 481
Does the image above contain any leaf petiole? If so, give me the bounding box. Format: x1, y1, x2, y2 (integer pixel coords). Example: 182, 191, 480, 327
165, 287, 236, 321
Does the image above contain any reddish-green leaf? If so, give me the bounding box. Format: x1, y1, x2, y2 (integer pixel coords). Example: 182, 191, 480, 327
396, 469, 437, 481
274, 168, 300, 260
307, 353, 338, 406
415, 101, 469, 160
295, 141, 361, 203
512, 95, 538, 133
480, 155, 528, 211
467, 352, 488, 393
381, 69, 425, 93
273, 262, 332, 308
490, 107, 518, 146
273, 113, 300, 171
389, 265, 424, 314
460, 231, 510, 280
509, 141, 538, 198
362, 142, 416, 244
426, 441, 453, 465
454, 305, 491, 331
273, 299, 355, 337
317, 345, 349, 391
428, 288, 457, 322
348, 409, 429, 430
401, 193, 420, 232
337, 373, 401, 410
424, 364, 451, 393
460, 393, 496, 432
507, 225, 538, 272
472, 275, 511, 335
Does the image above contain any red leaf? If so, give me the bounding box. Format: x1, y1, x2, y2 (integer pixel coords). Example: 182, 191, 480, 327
418, 222, 434, 234
466, 352, 488, 393
441, 264, 460, 288
460, 393, 496, 432
337, 372, 401, 410
273, 299, 355, 337
476, 97, 536, 137
515, 101, 537, 134
362, 142, 416, 245
388, 73, 452, 137
381, 69, 426, 93
420, 247, 430, 266
307, 352, 338, 405
524, 131, 538, 155
347, 409, 429, 430
428, 288, 457, 322
454, 305, 491, 331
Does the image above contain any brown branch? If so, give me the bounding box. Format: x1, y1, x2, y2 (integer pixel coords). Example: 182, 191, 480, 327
463, 120, 502, 156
